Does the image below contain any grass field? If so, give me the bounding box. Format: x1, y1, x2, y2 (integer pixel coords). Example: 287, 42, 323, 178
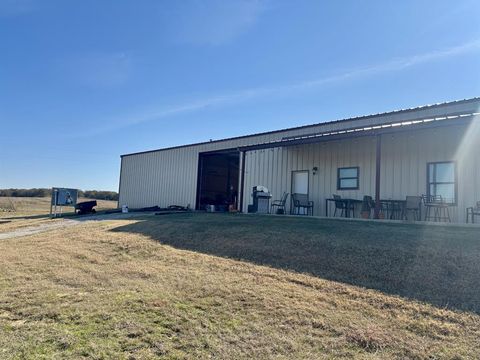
0, 197, 118, 233
0, 213, 479, 359
0, 196, 117, 218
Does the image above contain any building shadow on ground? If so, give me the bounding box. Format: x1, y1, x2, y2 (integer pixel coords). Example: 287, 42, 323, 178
111, 213, 480, 314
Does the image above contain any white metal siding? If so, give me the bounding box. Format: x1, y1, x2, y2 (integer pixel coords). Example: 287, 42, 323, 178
119, 99, 480, 221
242, 136, 377, 216
242, 123, 480, 222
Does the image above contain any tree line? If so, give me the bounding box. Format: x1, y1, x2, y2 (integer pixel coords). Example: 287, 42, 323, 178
0, 188, 119, 201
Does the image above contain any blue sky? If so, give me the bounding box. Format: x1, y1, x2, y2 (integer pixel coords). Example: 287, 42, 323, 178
1, 0, 479, 191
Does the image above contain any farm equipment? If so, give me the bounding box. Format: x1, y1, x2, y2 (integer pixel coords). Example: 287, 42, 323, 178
75, 200, 97, 215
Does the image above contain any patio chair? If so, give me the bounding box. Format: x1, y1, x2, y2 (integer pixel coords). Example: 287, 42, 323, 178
333, 194, 354, 217
422, 194, 451, 222
466, 201, 480, 223
403, 196, 421, 221
390, 201, 404, 220
271, 192, 289, 214
361, 195, 374, 218
292, 193, 314, 216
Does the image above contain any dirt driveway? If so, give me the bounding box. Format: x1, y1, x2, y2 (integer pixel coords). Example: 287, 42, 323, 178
0, 212, 149, 240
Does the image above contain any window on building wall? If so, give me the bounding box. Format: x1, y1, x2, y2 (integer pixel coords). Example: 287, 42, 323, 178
337, 167, 359, 190
427, 162, 457, 204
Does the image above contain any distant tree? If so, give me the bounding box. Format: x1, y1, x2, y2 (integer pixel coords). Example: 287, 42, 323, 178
82, 190, 119, 201
0, 188, 50, 197
0, 188, 118, 201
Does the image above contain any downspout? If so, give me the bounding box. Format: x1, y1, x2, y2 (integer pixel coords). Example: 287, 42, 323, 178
374, 134, 382, 219
117, 157, 123, 209
239, 150, 246, 212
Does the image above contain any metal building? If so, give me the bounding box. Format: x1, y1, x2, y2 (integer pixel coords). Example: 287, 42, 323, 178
119, 98, 480, 223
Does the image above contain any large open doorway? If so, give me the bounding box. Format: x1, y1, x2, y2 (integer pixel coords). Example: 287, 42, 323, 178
196, 150, 240, 211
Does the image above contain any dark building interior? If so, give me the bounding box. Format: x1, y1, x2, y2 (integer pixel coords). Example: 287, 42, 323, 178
196, 151, 240, 211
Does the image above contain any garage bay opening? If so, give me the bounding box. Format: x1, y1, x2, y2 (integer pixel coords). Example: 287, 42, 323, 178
196, 150, 240, 211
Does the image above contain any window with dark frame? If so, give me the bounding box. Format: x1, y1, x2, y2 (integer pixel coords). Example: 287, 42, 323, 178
427, 161, 457, 204
337, 167, 359, 190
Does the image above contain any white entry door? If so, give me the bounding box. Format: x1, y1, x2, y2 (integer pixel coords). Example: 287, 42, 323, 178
291, 171, 309, 214
292, 171, 309, 194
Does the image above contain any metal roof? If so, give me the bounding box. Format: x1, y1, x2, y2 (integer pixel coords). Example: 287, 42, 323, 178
239, 111, 480, 151
121, 97, 480, 157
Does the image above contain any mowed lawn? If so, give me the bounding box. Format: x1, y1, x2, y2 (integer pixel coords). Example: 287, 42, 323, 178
0, 214, 479, 359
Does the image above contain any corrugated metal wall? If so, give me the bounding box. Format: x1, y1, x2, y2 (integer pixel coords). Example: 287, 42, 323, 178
242, 123, 480, 222
242, 136, 377, 217
119, 99, 480, 222
119, 134, 279, 209
380, 122, 480, 223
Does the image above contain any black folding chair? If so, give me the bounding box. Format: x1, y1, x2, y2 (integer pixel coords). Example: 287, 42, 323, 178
271, 192, 289, 214
466, 201, 480, 223
422, 194, 450, 222
361, 195, 374, 218
292, 193, 314, 216
333, 194, 354, 217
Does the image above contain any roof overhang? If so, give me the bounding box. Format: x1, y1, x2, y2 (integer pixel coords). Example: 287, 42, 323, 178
121, 97, 480, 158
239, 112, 480, 152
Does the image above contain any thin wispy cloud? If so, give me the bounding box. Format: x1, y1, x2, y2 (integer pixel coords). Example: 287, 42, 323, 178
84, 39, 480, 136
159, 0, 268, 45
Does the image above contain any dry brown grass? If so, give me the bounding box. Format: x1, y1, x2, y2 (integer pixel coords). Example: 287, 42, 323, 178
0, 217, 63, 233
0, 196, 117, 217
0, 214, 479, 359
0, 197, 117, 233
